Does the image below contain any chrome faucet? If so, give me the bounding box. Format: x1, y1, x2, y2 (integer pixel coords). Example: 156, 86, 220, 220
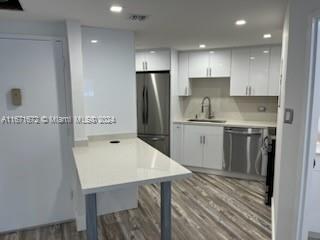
201, 96, 213, 119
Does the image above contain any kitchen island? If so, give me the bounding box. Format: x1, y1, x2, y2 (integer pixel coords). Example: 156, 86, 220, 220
72, 138, 192, 240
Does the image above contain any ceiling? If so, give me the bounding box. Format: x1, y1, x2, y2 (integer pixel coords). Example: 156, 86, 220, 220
0, 0, 288, 50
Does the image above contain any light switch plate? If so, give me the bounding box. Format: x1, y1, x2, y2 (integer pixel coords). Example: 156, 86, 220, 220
284, 108, 294, 124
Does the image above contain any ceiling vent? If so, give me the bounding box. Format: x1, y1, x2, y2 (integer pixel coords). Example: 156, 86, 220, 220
129, 14, 148, 22
0, 0, 23, 11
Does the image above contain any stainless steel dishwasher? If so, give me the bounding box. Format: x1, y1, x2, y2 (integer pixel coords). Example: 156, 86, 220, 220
223, 127, 265, 176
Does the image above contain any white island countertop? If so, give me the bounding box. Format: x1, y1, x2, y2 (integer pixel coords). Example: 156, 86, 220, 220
73, 138, 192, 195
174, 119, 277, 128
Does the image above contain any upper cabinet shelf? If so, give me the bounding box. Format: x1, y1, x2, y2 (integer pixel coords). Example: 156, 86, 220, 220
136, 49, 171, 72
176, 45, 282, 97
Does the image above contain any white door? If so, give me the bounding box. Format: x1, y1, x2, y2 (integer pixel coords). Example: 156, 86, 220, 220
269, 46, 282, 96
135, 51, 146, 71
145, 50, 170, 71
230, 48, 250, 96
178, 52, 191, 96
202, 129, 224, 170
172, 124, 184, 164
249, 47, 270, 96
188, 51, 210, 78
0, 38, 72, 232
210, 50, 231, 78
183, 125, 203, 167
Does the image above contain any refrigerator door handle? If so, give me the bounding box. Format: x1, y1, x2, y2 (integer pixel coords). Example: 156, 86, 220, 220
145, 87, 149, 123
142, 86, 146, 124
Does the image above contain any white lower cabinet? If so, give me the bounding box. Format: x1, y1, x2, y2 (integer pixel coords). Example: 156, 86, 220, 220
182, 125, 223, 169
172, 123, 184, 164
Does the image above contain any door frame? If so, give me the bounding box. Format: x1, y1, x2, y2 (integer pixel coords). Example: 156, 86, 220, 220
294, 11, 320, 240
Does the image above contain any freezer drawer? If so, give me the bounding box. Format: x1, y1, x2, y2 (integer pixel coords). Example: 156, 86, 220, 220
223, 127, 264, 176
138, 135, 170, 156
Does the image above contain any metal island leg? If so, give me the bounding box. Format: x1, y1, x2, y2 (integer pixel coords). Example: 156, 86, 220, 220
161, 181, 172, 240
86, 193, 98, 240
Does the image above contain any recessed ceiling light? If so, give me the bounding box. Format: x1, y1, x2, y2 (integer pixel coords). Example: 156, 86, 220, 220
150, 51, 156, 54
110, 5, 123, 13
199, 44, 206, 49
264, 50, 269, 54
264, 34, 272, 39
91, 40, 98, 43
250, 57, 255, 60
209, 51, 215, 54
235, 19, 247, 26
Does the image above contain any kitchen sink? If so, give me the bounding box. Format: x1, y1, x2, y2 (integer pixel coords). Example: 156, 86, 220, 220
188, 119, 227, 123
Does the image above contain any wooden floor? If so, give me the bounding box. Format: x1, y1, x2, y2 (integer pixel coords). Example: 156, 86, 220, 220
0, 173, 271, 240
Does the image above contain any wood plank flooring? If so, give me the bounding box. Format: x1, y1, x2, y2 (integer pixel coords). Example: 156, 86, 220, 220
0, 173, 271, 240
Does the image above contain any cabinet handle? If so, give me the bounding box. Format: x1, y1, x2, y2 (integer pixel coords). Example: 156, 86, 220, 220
142, 62, 145, 70
203, 136, 206, 144
249, 86, 252, 96
246, 86, 248, 96
209, 68, 212, 77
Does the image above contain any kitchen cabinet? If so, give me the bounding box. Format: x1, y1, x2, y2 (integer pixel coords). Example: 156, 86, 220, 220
249, 47, 270, 96
230, 45, 281, 96
135, 49, 170, 71
269, 46, 282, 96
183, 125, 223, 169
172, 123, 184, 164
188, 50, 231, 78
230, 48, 250, 96
178, 52, 192, 96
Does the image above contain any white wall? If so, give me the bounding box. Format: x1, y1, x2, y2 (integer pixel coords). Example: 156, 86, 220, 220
82, 27, 137, 136
273, 0, 320, 239
0, 19, 66, 37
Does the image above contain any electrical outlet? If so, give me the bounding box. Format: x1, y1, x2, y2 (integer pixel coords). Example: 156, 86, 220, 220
258, 106, 267, 112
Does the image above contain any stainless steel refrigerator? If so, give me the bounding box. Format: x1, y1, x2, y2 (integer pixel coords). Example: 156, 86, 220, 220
136, 72, 170, 156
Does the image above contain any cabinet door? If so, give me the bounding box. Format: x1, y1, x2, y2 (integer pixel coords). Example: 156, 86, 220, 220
183, 125, 203, 167
230, 48, 250, 96
210, 50, 231, 78
178, 52, 192, 96
188, 51, 210, 78
269, 46, 281, 96
249, 47, 270, 96
202, 127, 224, 170
145, 50, 170, 71
136, 52, 146, 71
172, 124, 184, 164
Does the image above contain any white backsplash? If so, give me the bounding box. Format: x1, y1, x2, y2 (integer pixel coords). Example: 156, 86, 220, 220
182, 78, 278, 122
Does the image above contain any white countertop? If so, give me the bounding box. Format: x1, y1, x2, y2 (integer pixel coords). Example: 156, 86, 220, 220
72, 138, 192, 195
174, 119, 277, 128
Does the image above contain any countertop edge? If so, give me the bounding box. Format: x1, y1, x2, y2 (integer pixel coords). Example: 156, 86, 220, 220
173, 120, 277, 128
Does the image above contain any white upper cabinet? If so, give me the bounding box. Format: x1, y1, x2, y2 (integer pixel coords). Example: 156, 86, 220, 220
209, 50, 231, 78
249, 47, 270, 96
135, 49, 170, 72
230, 45, 281, 96
188, 50, 231, 78
230, 48, 250, 96
188, 51, 210, 78
269, 46, 282, 96
178, 52, 192, 96
135, 51, 146, 72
